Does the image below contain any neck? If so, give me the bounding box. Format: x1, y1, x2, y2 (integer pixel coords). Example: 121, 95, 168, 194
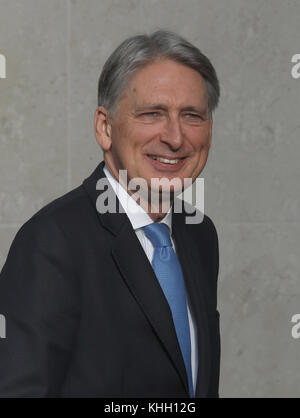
127, 187, 173, 222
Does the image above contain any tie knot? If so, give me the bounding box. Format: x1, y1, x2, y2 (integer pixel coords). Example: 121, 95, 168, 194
143, 223, 172, 248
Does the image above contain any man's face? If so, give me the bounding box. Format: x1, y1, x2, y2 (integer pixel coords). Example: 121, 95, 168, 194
99, 58, 213, 195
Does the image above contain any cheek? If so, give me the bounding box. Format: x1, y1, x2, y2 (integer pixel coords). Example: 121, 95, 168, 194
112, 123, 135, 156
133, 123, 161, 142
189, 128, 211, 149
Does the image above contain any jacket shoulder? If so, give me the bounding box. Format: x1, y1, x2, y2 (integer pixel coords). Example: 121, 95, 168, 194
1, 185, 92, 269
18, 184, 91, 233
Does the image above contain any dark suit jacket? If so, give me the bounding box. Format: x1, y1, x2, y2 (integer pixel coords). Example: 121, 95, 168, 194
0, 161, 220, 398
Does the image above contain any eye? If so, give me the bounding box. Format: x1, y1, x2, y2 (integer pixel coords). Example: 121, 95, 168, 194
142, 112, 160, 117
184, 113, 201, 119
138, 112, 163, 122
183, 113, 207, 124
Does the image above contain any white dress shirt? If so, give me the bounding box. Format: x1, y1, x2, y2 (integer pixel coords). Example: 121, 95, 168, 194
103, 164, 198, 393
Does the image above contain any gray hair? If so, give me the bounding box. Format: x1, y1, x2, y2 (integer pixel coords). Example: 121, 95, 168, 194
98, 30, 220, 118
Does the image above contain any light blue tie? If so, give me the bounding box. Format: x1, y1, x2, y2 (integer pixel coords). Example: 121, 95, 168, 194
143, 222, 194, 398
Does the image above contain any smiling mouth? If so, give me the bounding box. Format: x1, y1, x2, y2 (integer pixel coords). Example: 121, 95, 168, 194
147, 155, 185, 165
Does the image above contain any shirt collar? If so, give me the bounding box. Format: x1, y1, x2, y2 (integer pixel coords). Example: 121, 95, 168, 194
103, 163, 173, 234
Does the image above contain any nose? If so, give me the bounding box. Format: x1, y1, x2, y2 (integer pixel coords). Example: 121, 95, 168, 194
161, 115, 184, 151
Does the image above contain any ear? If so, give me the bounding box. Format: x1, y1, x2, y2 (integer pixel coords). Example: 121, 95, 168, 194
94, 106, 112, 151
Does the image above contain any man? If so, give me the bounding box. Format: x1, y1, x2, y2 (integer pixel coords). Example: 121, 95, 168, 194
0, 30, 220, 398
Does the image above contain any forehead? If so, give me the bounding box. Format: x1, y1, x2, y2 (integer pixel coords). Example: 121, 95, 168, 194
123, 59, 208, 107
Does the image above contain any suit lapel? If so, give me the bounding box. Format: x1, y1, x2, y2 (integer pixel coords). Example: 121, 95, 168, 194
172, 201, 211, 397
82, 161, 191, 396
111, 222, 190, 396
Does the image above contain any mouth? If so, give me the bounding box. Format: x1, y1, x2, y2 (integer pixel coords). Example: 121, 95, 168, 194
145, 154, 187, 171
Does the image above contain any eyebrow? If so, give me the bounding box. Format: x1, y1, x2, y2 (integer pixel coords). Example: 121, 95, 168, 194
134, 104, 208, 115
